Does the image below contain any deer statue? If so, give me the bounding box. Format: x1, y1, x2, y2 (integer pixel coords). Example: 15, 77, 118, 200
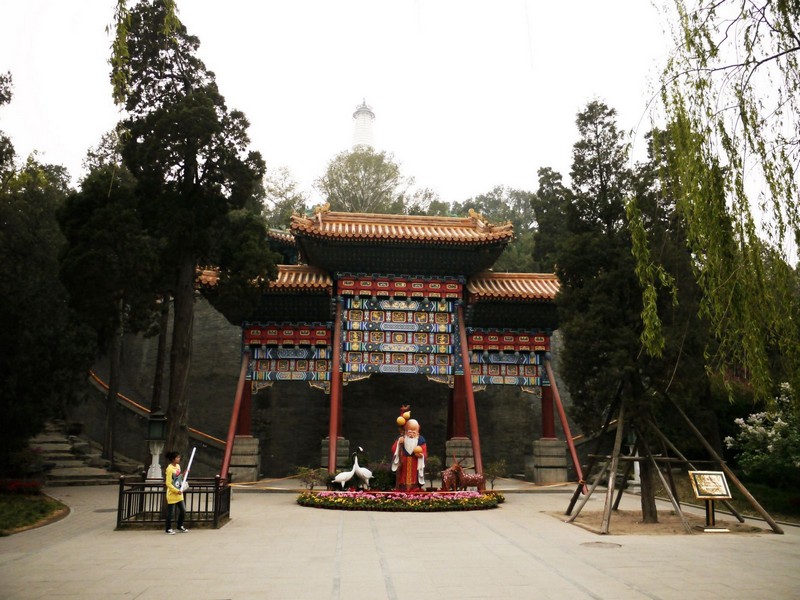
456, 464, 486, 492
440, 457, 485, 492
440, 463, 460, 491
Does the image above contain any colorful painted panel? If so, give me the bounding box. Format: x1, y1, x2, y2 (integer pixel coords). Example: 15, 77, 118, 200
347, 321, 452, 333
337, 275, 463, 299
244, 322, 332, 382
253, 359, 330, 378
466, 331, 545, 385
467, 329, 550, 352
347, 297, 455, 313
251, 371, 330, 382
342, 289, 457, 376
470, 352, 541, 365
252, 347, 330, 360
344, 363, 452, 375
471, 375, 542, 386
243, 323, 331, 347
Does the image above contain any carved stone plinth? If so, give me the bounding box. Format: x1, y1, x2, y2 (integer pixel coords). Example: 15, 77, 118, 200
320, 437, 350, 471
228, 435, 260, 483
445, 437, 475, 471
530, 438, 568, 484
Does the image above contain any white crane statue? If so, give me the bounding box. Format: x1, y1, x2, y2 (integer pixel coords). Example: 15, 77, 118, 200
332, 447, 373, 489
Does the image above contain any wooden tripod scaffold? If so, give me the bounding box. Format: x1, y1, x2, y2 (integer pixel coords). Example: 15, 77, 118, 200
563, 391, 784, 535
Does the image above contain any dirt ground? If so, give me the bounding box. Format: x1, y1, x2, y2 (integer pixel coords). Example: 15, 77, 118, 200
548, 509, 767, 535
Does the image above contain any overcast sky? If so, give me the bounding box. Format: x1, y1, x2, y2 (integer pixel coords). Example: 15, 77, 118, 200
0, 1, 673, 204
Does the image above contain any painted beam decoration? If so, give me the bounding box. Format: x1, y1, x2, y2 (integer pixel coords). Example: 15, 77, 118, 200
239, 281, 553, 388
339, 276, 464, 376
467, 329, 550, 386
338, 274, 463, 299
244, 324, 332, 382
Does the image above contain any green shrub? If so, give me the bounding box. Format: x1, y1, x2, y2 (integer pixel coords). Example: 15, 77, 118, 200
296, 467, 329, 490
424, 455, 442, 488
483, 460, 508, 490
369, 461, 395, 491
725, 383, 800, 489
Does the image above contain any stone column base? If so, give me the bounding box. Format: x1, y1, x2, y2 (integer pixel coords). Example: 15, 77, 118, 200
320, 437, 350, 472
229, 435, 261, 484
528, 438, 568, 484
445, 437, 475, 471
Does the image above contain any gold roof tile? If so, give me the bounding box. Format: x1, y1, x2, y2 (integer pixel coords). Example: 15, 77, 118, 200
467, 271, 560, 301
290, 209, 514, 245
197, 265, 332, 293
270, 265, 332, 292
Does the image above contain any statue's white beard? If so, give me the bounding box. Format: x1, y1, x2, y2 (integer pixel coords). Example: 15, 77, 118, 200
403, 436, 418, 455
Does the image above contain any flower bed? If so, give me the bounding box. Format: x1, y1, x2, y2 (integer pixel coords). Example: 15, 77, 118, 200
297, 490, 504, 511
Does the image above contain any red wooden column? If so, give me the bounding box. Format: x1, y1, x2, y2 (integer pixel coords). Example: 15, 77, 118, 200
335, 375, 344, 437
540, 382, 556, 439
447, 375, 468, 439
327, 300, 344, 473
220, 350, 250, 478
456, 304, 483, 475
236, 379, 253, 436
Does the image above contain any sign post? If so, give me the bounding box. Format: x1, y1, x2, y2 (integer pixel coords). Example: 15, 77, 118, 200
688, 471, 732, 532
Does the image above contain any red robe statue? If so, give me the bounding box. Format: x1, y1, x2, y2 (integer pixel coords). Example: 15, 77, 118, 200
391, 423, 427, 491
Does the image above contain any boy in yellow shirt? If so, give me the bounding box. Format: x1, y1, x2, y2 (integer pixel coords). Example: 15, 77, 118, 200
165, 451, 188, 534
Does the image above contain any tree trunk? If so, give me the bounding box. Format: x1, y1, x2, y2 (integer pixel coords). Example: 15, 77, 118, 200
166, 257, 195, 454
151, 296, 170, 414
143, 295, 170, 470
639, 448, 659, 523
629, 371, 658, 524
103, 309, 123, 467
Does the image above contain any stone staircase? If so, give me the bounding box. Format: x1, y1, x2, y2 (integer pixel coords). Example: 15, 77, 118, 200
29, 422, 143, 486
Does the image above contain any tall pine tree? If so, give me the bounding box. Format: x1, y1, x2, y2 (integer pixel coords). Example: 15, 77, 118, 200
118, 0, 278, 453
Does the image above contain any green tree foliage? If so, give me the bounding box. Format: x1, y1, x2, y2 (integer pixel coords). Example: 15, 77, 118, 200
417, 196, 452, 217
58, 165, 159, 462
556, 101, 640, 432
0, 158, 95, 465
453, 186, 537, 272
117, 0, 278, 452
315, 148, 411, 214
555, 102, 712, 521
405, 187, 446, 216
531, 167, 571, 272
263, 166, 308, 228
59, 166, 158, 346
0, 72, 13, 179
642, 0, 800, 401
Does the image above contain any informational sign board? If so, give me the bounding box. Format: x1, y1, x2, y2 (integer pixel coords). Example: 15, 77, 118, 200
688, 471, 732, 500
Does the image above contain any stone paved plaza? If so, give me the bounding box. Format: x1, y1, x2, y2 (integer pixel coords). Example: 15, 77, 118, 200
1, 482, 798, 599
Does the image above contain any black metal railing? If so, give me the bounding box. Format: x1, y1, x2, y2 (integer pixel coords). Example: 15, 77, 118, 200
116, 475, 231, 530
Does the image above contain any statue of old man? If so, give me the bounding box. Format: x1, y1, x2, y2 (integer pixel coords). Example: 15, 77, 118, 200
391, 408, 427, 491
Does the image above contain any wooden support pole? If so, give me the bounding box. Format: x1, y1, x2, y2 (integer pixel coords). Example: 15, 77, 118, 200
456, 305, 483, 475
601, 399, 626, 534
544, 358, 585, 492
612, 459, 634, 511
220, 350, 250, 479
327, 300, 344, 474
666, 394, 784, 534
566, 381, 623, 515
645, 417, 744, 523
567, 461, 609, 523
